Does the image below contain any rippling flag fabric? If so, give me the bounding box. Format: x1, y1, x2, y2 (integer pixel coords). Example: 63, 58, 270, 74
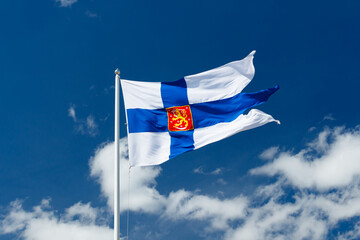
121, 51, 280, 167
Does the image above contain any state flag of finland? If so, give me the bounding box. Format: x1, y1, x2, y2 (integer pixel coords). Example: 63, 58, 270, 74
121, 51, 280, 167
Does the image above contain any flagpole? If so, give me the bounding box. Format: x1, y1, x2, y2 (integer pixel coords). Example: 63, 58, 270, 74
114, 68, 120, 240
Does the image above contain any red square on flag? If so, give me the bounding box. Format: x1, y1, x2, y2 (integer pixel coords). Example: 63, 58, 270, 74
166, 105, 194, 132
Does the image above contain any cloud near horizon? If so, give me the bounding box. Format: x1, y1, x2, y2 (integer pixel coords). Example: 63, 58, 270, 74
0, 199, 112, 240
251, 126, 360, 190
2, 126, 360, 239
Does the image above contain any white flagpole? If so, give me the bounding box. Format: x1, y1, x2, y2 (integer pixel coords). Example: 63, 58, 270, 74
114, 68, 120, 240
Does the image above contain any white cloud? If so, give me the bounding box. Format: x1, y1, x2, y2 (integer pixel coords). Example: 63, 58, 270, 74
259, 146, 279, 160
0, 199, 112, 240
4, 127, 360, 240
193, 166, 204, 174
68, 105, 76, 122
86, 115, 98, 136
224, 179, 360, 240
163, 190, 248, 231
308, 126, 317, 132
64, 202, 98, 224
217, 178, 227, 185
323, 113, 335, 121
89, 138, 166, 213
1, 137, 251, 239
224, 189, 328, 240
223, 126, 360, 239
89, 138, 249, 232
68, 105, 98, 136
193, 166, 223, 175
56, 0, 77, 7
251, 127, 360, 190
73, 115, 98, 136
211, 168, 222, 175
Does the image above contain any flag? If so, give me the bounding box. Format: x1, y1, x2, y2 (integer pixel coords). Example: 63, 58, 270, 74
121, 51, 279, 167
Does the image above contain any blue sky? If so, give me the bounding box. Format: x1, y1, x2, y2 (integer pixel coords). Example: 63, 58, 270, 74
1, 0, 360, 239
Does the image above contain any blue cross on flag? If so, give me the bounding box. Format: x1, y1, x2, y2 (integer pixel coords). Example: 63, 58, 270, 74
121, 51, 280, 167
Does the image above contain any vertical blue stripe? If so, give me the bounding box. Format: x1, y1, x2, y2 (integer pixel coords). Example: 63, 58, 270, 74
169, 130, 195, 159
161, 78, 189, 108
161, 78, 195, 160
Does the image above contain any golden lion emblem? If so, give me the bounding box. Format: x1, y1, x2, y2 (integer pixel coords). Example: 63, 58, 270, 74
170, 108, 189, 130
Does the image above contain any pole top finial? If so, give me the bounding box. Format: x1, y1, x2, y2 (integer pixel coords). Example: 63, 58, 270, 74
115, 68, 120, 75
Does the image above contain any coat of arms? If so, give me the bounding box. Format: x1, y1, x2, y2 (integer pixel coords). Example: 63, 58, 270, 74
166, 105, 194, 132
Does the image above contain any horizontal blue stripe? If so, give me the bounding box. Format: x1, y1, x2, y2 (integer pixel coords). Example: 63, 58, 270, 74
127, 85, 279, 133
191, 85, 279, 128
169, 130, 195, 159
127, 108, 168, 133
161, 78, 189, 108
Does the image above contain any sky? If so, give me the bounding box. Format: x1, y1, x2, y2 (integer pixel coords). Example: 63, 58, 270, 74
0, 0, 360, 239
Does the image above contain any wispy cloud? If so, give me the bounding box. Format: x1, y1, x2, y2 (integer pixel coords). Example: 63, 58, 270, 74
85, 115, 98, 136
85, 10, 99, 18
104, 85, 114, 95
259, 146, 279, 160
323, 113, 336, 121
308, 126, 317, 132
55, 0, 77, 7
68, 104, 76, 122
193, 166, 223, 175
217, 178, 227, 185
67, 105, 98, 136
